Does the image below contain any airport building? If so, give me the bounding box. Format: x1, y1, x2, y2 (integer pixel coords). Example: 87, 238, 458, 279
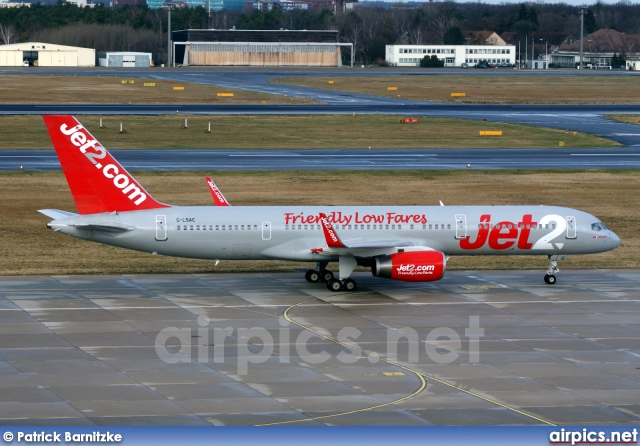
0, 42, 95, 67
551, 29, 640, 69
171, 29, 351, 67
385, 44, 516, 67
98, 51, 153, 67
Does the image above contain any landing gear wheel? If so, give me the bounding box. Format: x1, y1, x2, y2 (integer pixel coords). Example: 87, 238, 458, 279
305, 270, 320, 283
544, 274, 557, 285
327, 278, 343, 292
342, 278, 357, 292
319, 269, 334, 282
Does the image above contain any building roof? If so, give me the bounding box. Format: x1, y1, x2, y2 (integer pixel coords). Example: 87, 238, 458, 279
173, 29, 339, 43
464, 30, 506, 46
0, 42, 94, 51
559, 29, 640, 55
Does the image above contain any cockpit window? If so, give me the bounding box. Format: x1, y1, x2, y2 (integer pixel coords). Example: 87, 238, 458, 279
591, 222, 607, 231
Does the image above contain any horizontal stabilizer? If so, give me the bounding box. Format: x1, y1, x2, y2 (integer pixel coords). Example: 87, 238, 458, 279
72, 222, 136, 233
38, 209, 79, 219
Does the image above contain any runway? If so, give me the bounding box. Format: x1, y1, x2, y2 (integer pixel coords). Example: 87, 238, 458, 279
4, 147, 640, 171
1, 270, 639, 426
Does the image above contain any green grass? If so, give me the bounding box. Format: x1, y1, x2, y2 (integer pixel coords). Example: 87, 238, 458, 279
273, 75, 640, 104
1, 114, 618, 150
604, 114, 640, 125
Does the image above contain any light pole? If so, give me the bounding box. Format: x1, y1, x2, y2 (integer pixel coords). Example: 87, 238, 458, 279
545, 39, 548, 68
531, 36, 535, 69
164, 4, 173, 68
579, 8, 585, 69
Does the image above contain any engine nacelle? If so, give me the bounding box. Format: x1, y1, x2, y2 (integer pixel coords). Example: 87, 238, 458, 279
372, 251, 446, 282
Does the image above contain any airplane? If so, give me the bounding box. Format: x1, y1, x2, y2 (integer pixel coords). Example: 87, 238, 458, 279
39, 115, 621, 292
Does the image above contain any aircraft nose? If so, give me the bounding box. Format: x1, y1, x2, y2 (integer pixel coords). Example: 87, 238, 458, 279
610, 232, 621, 249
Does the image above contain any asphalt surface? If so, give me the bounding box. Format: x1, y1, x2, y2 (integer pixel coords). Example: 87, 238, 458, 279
1, 270, 638, 426
4, 147, 640, 172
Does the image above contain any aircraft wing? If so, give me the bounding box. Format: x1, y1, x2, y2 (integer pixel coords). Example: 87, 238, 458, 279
206, 177, 231, 206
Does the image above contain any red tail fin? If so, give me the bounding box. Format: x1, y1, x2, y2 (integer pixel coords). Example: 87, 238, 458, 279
43, 115, 169, 214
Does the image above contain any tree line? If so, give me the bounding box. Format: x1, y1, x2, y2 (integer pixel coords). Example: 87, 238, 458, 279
1, 1, 639, 64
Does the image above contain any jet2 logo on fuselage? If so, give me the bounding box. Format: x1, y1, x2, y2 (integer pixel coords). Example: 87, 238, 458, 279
460, 214, 568, 251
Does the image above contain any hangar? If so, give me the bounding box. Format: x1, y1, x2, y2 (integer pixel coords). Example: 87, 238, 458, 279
0, 42, 95, 67
98, 52, 153, 67
171, 29, 352, 67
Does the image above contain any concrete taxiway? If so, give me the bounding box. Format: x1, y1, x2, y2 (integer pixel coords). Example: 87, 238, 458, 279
1, 270, 639, 426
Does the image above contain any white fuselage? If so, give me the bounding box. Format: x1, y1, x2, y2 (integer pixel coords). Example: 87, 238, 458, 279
48, 205, 620, 262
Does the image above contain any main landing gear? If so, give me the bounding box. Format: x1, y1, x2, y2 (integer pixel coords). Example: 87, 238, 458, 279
304, 269, 333, 283
543, 255, 564, 285
304, 259, 358, 292
305, 269, 358, 292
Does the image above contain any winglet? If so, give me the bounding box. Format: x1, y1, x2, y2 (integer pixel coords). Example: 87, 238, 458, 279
43, 115, 169, 215
319, 213, 347, 248
205, 177, 231, 206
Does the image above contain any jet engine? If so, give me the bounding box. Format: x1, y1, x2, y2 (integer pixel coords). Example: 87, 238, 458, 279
372, 251, 446, 282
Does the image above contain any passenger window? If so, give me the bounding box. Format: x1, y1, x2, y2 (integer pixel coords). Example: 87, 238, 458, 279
447, 224, 451, 229
209, 225, 213, 230
177, 226, 181, 230
234, 225, 238, 230
216, 225, 219, 230
190, 225, 194, 230
241, 225, 245, 230
410, 224, 414, 230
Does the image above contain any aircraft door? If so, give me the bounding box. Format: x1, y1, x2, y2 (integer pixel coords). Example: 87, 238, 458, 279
566, 216, 577, 239
262, 221, 271, 240
455, 214, 467, 240
155, 215, 167, 241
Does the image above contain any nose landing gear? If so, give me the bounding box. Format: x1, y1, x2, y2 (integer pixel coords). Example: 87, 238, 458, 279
544, 255, 565, 285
